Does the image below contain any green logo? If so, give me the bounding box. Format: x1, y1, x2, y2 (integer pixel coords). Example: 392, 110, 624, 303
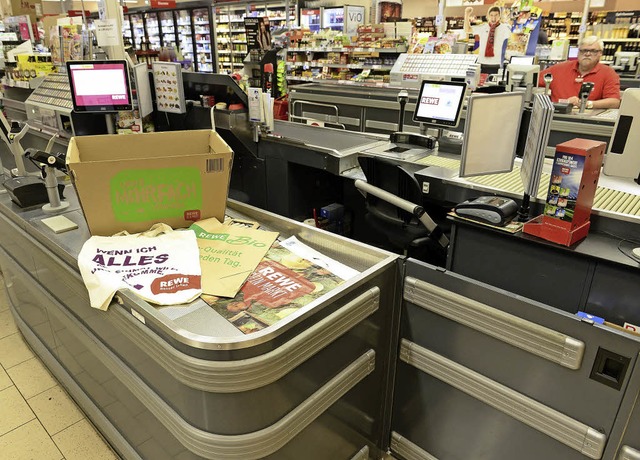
110, 167, 202, 222
190, 224, 229, 241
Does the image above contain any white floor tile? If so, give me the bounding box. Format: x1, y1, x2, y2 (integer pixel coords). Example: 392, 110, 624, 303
27, 385, 84, 436
0, 386, 36, 436
0, 333, 34, 369
0, 309, 18, 339
0, 366, 12, 391
0, 419, 63, 460
7, 357, 58, 399
52, 419, 119, 460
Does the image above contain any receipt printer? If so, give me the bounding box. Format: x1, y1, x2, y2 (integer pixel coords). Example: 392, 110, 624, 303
454, 196, 518, 226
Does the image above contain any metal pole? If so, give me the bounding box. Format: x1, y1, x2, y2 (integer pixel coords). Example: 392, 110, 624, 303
579, 0, 591, 42
437, 0, 446, 37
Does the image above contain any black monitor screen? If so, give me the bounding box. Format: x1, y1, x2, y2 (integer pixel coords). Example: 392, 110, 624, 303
413, 80, 467, 128
67, 60, 132, 113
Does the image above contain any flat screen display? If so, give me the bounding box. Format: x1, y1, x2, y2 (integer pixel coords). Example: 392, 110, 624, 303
412, 80, 467, 128
67, 60, 132, 112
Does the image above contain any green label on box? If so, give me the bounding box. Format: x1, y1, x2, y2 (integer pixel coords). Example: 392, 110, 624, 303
110, 167, 202, 222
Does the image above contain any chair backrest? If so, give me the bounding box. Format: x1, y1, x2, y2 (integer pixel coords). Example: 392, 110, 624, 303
358, 156, 424, 228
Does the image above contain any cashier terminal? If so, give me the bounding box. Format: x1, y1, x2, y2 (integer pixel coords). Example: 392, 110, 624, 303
454, 196, 519, 226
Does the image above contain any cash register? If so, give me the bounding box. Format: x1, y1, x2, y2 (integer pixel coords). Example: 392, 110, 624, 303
362, 79, 468, 160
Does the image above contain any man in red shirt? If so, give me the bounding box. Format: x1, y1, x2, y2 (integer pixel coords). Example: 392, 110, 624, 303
538, 36, 621, 109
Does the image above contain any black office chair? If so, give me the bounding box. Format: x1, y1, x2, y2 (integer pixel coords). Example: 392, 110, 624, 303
355, 156, 449, 266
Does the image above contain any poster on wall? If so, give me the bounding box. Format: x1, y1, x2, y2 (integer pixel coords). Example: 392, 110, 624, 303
245, 17, 271, 51
344, 5, 365, 36
152, 61, 186, 114
374, 0, 402, 23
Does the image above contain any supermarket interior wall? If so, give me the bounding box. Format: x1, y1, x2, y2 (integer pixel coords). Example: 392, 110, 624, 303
40, 0, 640, 21
403, 0, 639, 20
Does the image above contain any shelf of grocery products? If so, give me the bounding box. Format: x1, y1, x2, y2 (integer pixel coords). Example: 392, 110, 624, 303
287, 62, 394, 71
287, 77, 395, 88
287, 46, 407, 53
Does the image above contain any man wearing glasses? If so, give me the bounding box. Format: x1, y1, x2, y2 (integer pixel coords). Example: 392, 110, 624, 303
538, 36, 621, 109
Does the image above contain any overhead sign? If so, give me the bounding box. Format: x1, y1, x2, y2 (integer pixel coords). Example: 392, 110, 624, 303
150, 0, 176, 8
67, 10, 91, 17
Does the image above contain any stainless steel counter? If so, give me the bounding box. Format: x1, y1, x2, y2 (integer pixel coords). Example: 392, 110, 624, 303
0, 185, 401, 459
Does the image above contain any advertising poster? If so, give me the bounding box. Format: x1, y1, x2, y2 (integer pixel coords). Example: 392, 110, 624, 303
152, 61, 186, 114
375, 0, 402, 23
245, 16, 271, 51
544, 152, 585, 223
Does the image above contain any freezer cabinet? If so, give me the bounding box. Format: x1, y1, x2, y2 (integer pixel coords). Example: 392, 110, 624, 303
391, 259, 640, 460
0, 190, 402, 460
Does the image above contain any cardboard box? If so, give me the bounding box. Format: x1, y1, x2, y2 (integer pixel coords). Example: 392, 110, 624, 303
67, 130, 233, 236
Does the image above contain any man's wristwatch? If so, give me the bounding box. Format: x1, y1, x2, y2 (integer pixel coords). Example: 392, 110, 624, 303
587, 100, 594, 109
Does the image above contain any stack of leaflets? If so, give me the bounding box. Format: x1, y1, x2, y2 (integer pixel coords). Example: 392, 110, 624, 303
202, 236, 359, 334
520, 93, 554, 197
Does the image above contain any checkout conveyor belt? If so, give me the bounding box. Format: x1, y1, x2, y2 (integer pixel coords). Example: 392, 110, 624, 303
414, 155, 640, 217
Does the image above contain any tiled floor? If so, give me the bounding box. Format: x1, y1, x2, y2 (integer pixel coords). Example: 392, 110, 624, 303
0, 274, 120, 460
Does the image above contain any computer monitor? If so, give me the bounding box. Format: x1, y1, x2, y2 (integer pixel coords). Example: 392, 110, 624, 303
510, 55, 535, 65
459, 92, 525, 177
613, 51, 639, 72
67, 60, 133, 113
603, 88, 640, 183
568, 46, 579, 61
412, 80, 467, 129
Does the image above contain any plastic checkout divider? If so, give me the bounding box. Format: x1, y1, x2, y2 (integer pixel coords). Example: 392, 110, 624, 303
2, 183, 640, 459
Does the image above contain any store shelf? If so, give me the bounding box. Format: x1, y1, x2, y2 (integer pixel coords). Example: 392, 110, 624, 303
288, 46, 407, 53
287, 62, 394, 71
287, 76, 393, 88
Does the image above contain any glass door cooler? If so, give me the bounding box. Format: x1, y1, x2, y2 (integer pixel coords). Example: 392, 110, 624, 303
176, 9, 195, 70
130, 13, 146, 48
159, 11, 177, 48
193, 8, 214, 73
145, 12, 161, 50
122, 15, 133, 47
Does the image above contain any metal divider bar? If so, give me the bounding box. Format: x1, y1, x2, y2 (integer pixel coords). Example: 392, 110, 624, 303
618, 445, 640, 460
113, 287, 380, 392
400, 340, 606, 460
391, 431, 439, 460
404, 277, 585, 370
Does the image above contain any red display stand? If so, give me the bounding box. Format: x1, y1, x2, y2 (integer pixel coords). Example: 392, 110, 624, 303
523, 138, 606, 246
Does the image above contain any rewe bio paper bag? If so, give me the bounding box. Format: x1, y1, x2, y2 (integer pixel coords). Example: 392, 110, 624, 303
190, 218, 279, 298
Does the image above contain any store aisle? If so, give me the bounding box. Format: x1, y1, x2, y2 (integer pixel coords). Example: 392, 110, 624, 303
0, 274, 120, 460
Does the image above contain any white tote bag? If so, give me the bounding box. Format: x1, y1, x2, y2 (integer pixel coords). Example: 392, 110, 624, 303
78, 224, 202, 310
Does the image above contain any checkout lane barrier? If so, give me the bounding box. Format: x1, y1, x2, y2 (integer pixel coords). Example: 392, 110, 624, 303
404, 276, 585, 370
2, 244, 378, 459
399, 339, 606, 460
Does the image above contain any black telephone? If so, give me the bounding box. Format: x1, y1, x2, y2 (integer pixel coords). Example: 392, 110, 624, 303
454, 196, 518, 226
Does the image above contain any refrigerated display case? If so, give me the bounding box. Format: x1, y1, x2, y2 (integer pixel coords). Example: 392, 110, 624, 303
176, 9, 195, 69
145, 12, 161, 50
124, 7, 215, 73
300, 8, 320, 32
193, 8, 214, 73
122, 15, 133, 46
159, 11, 177, 47
130, 13, 146, 49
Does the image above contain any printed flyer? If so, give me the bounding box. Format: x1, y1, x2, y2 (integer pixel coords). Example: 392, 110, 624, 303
544, 151, 585, 223
202, 236, 358, 334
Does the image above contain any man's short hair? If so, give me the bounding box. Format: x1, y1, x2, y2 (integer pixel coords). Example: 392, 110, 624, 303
487, 6, 501, 15
579, 35, 604, 51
